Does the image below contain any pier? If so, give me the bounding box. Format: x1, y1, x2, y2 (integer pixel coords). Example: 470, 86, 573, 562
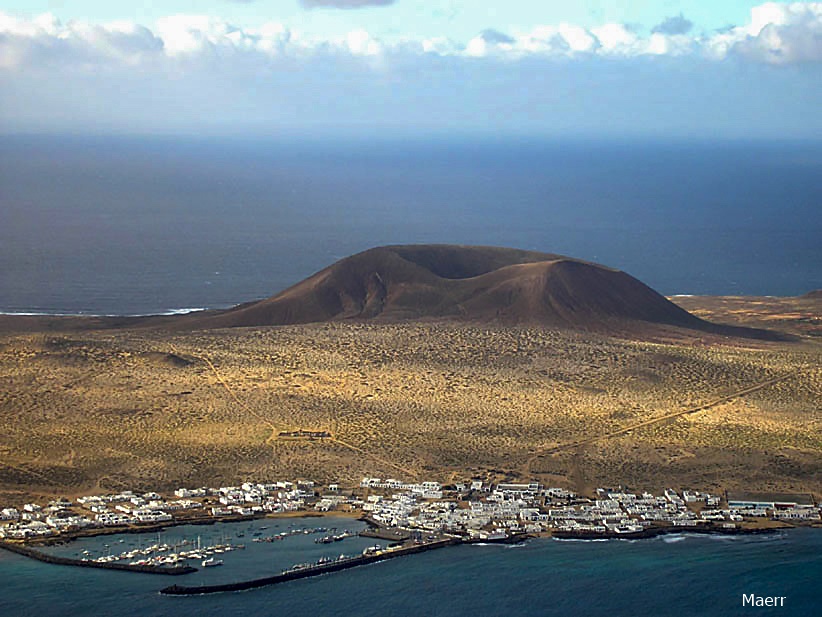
0, 541, 197, 575
160, 538, 459, 595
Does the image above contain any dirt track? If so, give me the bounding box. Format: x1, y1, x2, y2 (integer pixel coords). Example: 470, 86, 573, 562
0, 313, 819, 503
525, 373, 796, 473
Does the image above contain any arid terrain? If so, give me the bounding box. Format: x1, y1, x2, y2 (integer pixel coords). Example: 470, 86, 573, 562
672, 292, 822, 338
0, 296, 819, 506
0, 247, 819, 505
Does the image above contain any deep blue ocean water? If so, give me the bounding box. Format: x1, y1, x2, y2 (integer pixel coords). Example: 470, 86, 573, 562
1, 138, 820, 614
1, 136, 820, 315
0, 518, 819, 617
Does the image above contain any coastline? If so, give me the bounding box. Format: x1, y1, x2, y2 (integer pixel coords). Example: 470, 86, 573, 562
2, 507, 816, 597
19, 508, 802, 550
0, 308, 209, 318
10, 494, 812, 550
19, 509, 364, 547
2, 518, 819, 617
547, 522, 793, 541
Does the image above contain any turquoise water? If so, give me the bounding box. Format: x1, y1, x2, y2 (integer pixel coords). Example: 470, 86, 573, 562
1, 518, 819, 616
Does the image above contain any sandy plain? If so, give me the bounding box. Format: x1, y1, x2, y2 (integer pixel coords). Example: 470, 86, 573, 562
0, 296, 819, 505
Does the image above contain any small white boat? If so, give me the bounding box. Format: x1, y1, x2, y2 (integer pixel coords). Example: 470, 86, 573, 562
201, 557, 224, 567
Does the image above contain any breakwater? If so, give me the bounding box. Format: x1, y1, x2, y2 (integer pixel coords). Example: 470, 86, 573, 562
0, 541, 196, 575
161, 538, 460, 595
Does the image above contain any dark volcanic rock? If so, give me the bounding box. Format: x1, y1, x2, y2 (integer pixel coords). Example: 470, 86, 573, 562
185, 245, 783, 339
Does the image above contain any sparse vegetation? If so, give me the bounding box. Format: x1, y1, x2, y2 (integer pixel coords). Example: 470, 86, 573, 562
0, 302, 819, 504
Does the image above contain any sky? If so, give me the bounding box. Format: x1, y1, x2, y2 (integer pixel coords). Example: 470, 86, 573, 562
0, 1, 772, 40
0, 1, 820, 138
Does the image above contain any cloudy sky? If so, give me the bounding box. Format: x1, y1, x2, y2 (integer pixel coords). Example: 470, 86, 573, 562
1, 1, 820, 138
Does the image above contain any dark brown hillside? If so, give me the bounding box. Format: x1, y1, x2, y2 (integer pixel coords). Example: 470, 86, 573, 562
185, 245, 784, 339
455, 259, 704, 328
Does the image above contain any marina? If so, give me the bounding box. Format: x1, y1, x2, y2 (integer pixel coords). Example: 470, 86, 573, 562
160, 538, 460, 595
251, 526, 331, 543
14, 516, 378, 585
1, 516, 819, 616
78, 535, 246, 568
0, 541, 196, 575
315, 530, 357, 544
0, 477, 818, 607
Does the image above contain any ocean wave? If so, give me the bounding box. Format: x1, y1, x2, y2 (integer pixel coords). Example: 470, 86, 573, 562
706, 531, 787, 542
469, 542, 524, 548
153, 308, 209, 316
0, 308, 208, 317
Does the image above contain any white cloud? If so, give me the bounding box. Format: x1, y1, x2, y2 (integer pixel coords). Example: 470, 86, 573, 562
647, 33, 695, 57
420, 36, 459, 55
154, 15, 299, 58
464, 35, 492, 57
513, 25, 596, 56
591, 23, 640, 54
0, 3, 820, 72
732, 2, 822, 64
0, 13, 164, 69
345, 29, 382, 55
557, 24, 598, 53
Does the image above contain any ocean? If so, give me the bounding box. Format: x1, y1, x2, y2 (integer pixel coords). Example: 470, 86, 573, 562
1, 135, 820, 315
0, 518, 819, 617
1, 138, 821, 614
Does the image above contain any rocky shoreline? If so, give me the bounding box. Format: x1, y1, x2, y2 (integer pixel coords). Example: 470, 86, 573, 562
551, 523, 788, 541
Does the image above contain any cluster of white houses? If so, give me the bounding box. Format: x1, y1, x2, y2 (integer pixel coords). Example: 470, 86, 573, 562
1, 478, 819, 541
360, 478, 444, 500
360, 481, 820, 539
726, 492, 819, 520
0, 481, 332, 540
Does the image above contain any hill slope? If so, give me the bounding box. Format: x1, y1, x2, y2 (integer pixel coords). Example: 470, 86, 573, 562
187, 245, 778, 338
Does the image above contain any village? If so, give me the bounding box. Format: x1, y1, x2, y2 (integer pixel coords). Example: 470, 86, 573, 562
1, 478, 820, 543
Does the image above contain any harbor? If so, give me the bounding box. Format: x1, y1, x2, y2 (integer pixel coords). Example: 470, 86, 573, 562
3, 510, 820, 616
73, 534, 247, 568
160, 538, 460, 595
0, 540, 196, 575
0, 476, 817, 602
1, 516, 382, 587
